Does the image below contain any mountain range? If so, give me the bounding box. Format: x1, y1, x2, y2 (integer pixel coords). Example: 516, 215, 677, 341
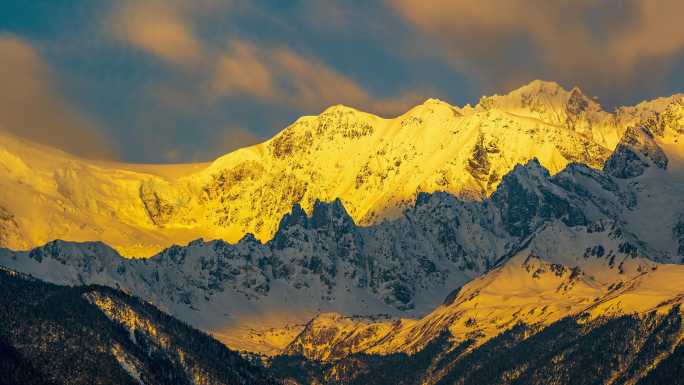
2, 80, 684, 384
2, 80, 681, 257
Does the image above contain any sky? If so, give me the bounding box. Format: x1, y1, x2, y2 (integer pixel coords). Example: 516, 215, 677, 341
1, 0, 684, 163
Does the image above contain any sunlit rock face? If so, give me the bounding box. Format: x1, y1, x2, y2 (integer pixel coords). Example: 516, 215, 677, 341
0, 81, 681, 256
604, 126, 668, 178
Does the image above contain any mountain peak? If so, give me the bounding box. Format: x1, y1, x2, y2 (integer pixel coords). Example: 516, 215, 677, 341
399, 97, 461, 119
517, 79, 567, 93
322, 104, 364, 115
421, 97, 451, 106
311, 197, 348, 216
604, 125, 669, 178
503, 158, 551, 181
474, 79, 609, 132
479, 79, 574, 108
274, 199, 355, 236
276, 203, 308, 232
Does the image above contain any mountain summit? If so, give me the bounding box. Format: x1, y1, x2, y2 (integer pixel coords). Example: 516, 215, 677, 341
0, 80, 682, 255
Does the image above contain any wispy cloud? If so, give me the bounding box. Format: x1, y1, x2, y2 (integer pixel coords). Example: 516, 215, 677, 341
387, 0, 684, 103
106, 0, 427, 117
271, 47, 424, 116
107, 0, 214, 67
211, 40, 278, 101
0, 35, 115, 159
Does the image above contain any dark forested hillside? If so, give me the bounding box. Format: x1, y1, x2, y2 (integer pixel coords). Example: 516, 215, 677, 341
271, 309, 684, 385
0, 268, 277, 385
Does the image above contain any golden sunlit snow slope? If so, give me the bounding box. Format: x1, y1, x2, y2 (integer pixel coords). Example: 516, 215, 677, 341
284, 253, 684, 361
0, 80, 681, 256
0, 133, 210, 256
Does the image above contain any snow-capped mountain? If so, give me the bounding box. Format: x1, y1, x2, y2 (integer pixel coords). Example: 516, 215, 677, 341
1, 80, 683, 357
271, 269, 684, 385
272, 241, 684, 384
1, 80, 682, 256
283, 248, 682, 362
2, 108, 684, 355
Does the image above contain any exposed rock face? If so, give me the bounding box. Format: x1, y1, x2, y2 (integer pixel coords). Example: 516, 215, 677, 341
140, 184, 176, 226
491, 160, 588, 238
604, 126, 668, 178
675, 215, 684, 262
0, 206, 22, 248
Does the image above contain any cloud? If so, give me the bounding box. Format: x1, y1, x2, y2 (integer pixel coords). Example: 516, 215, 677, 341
206, 39, 427, 116
107, 1, 425, 118
387, 0, 684, 103
0, 35, 115, 159
272, 47, 425, 116
610, 1, 684, 71
108, 0, 208, 66
211, 40, 278, 101
272, 48, 370, 108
